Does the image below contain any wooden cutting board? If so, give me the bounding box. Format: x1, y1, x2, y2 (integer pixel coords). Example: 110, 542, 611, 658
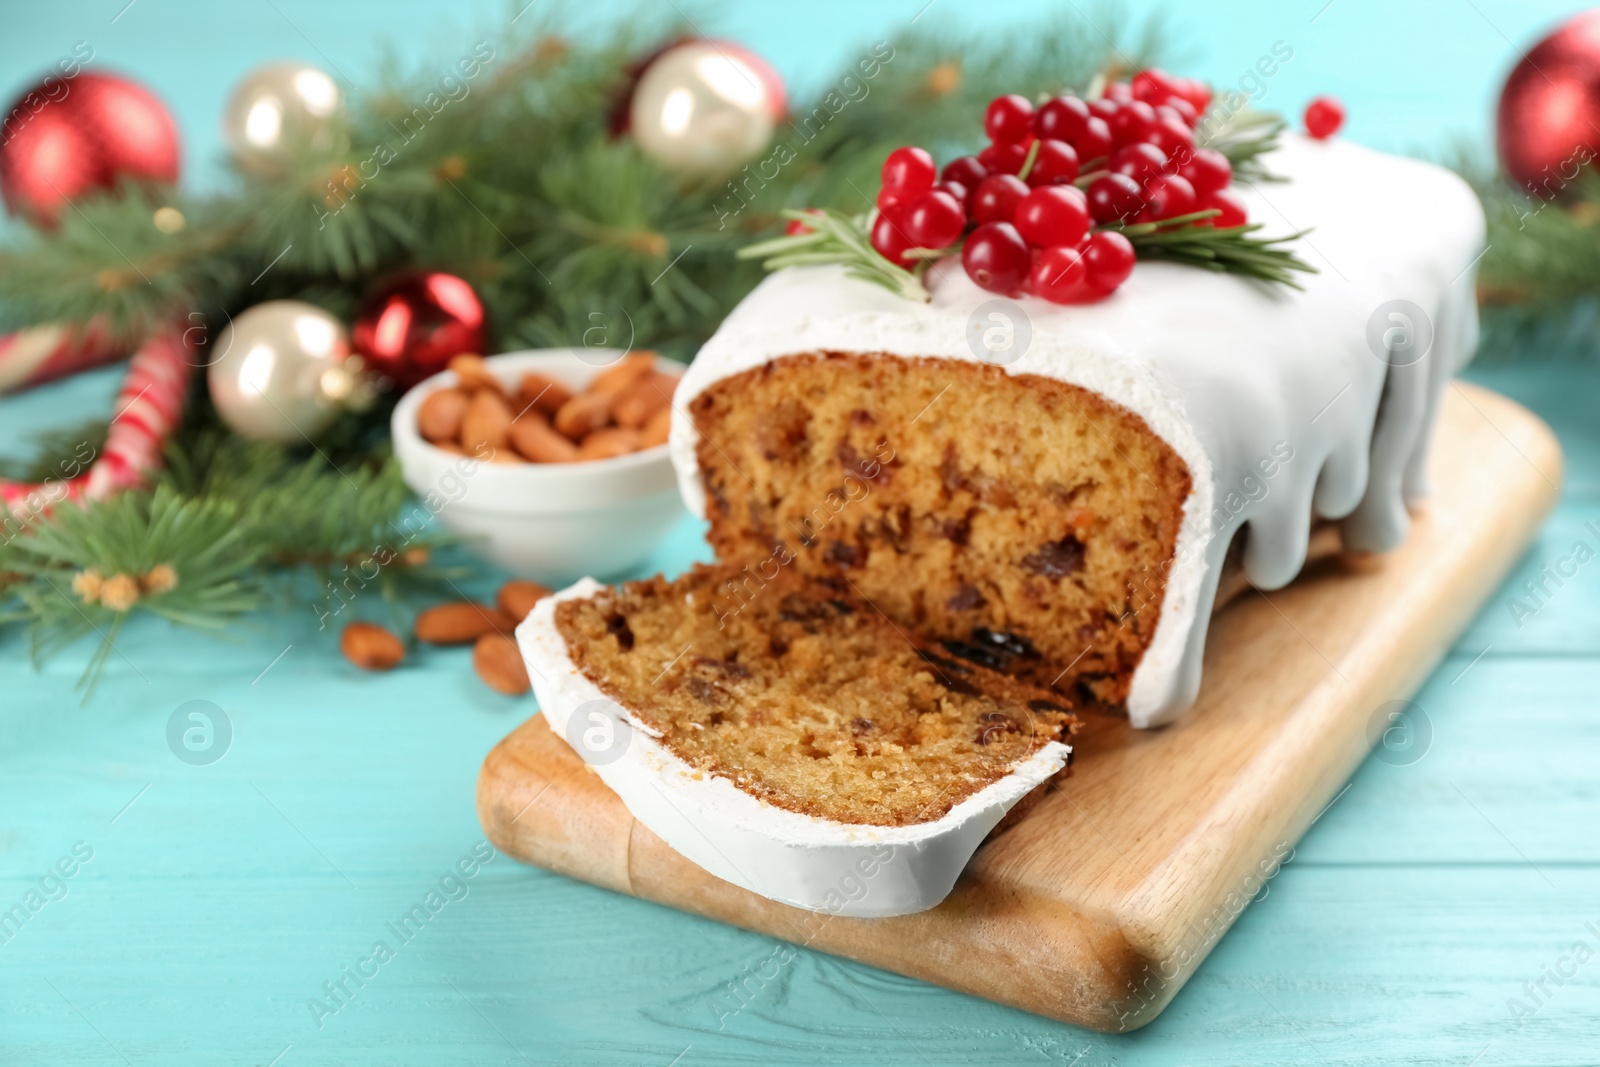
476, 382, 1561, 1033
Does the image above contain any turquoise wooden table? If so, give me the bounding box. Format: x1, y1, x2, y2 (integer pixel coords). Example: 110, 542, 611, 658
4, 2, 1600, 1063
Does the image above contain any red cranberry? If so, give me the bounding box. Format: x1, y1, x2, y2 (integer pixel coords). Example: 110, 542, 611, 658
1304, 95, 1345, 139
1086, 172, 1145, 223
933, 179, 971, 211
961, 221, 1031, 294
1013, 185, 1090, 249
1035, 95, 1090, 142
972, 173, 1030, 225
1104, 81, 1134, 103
1025, 139, 1080, 186
1179, 147, 1232, 196
1029, 245, 1092, 303
1139, 173, 1197, 222
1159, 97, 1198, 126
784, 209, 822, 235
1147, 116, 1195, 168
1199, 188, 1249, 227
1087, 98, 1118, 123
871, 212, 913, 264
941, 155, 989, 189
978, 140, 1029, 175
881, 146, 936, 198
1131, 69, 1177, 104
1073, 116, 1113, 165
1110, 143, 1169, 185
1109, 100, 1157, 147
985, 94, 1036, 144
903, 190, 966, 249
1082, 231, 1136, 293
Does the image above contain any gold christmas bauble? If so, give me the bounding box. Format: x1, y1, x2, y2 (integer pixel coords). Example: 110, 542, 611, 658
628, 40, 780, 175
208, 301, 365, 442
222, 62, 343, 171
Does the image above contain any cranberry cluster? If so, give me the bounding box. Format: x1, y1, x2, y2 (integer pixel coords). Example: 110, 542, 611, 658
867, 69, 1247, 304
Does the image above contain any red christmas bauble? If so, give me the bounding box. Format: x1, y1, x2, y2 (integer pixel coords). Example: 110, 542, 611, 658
0, 71, 180, 224
1497, 10, 1600, 195
352, 272, 489, 388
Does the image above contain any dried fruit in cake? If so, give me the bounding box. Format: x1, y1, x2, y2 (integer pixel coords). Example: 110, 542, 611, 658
688, 353, 1190, 708
553, 564, 1076, 827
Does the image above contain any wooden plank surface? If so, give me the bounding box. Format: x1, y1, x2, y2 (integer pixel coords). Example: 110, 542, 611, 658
478, 382, 1564, 1032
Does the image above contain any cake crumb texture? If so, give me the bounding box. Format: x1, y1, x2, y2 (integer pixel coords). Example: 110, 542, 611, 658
554, 564, 1074, 827
689, 353, 1191, 707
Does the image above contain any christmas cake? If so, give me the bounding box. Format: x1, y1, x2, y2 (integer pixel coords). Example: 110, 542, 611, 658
519, 76, 1486, 914
673, 136, 1484, 728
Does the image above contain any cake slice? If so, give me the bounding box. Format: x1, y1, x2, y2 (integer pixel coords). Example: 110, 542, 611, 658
516, 564, 1074, 916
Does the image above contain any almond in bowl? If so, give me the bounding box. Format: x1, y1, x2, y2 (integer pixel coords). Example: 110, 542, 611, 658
390, 349, 688, 584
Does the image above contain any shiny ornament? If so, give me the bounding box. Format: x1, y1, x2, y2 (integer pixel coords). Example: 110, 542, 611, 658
628, 39, 782, 175
1497, 10, 1600, 196
222, 62, 343, 172
208, 301, 374, 442
0, 71, 180, 224
351, 271, 489, 388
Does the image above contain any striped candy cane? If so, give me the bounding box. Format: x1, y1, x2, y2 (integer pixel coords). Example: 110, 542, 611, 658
0, 321, 123, 395
1, 327, 192, 521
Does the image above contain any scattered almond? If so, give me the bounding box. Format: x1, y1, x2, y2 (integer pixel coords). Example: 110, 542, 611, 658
473, 632, 530, 695
553, 390, 614, 440
460, 389, 512, 453
449, 353, 503, 395
342, 622, 405, 671
509, 412, 580, 463
640, 405, 672, 448
497, 579, 551, 623
415, 601, 514, 645
589, 352, 657, 396
417, 387, 468, 442
612, 372, 677, 429
516, 372, 573, 416
577, 426, 642, 460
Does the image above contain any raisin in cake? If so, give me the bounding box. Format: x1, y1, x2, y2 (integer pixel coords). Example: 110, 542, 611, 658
517, 565, 1074, 916
670, 136, 1485, 727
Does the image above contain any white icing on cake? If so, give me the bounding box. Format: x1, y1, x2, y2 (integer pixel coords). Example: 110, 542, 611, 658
670, 136, 1484, 727
516, 579, 1070, 917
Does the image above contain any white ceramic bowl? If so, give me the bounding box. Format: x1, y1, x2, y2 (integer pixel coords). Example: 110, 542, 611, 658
391, 349, 686, 584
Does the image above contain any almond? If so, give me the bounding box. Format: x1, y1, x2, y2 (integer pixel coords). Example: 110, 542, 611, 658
473, 633, 530, 695
415, 601, 514, 645
341, 622, 405, 671
516, 372, 573, 416
509, 412, 580, 462
612, 372, 678, 429
417, 387, 468, 442
460, 389, 513, 453
640, 404, 672, 448
553, 390, 614, 440
577, 426, 641, 460
589, 352, 656, 396
497, 579, 551, 622
449, 354, 503, 395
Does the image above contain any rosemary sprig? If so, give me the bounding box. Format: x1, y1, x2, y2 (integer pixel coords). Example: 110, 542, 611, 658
1199, 108, 1288, 183
740, 204, 1316, 297
1103, 211, 1317, 288
739, 209, 932, 302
